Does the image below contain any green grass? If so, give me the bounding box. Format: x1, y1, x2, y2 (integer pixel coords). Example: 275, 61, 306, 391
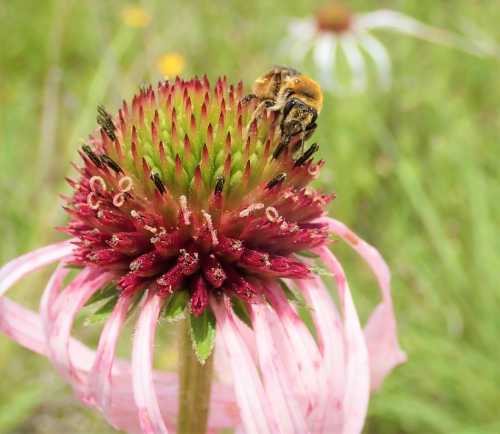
1, 0, 499, 432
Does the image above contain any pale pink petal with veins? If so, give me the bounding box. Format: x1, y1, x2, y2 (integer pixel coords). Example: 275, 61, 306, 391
318, 217, 407, 390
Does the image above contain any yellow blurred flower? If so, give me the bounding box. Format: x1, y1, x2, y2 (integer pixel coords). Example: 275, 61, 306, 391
121, 5, 151, 28
157, 53, 186, 78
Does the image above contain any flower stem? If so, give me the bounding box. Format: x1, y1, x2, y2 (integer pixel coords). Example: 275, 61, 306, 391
177, 318, 214, 434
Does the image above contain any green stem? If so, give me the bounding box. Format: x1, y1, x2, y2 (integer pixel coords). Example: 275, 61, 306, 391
177, 319, 214, 434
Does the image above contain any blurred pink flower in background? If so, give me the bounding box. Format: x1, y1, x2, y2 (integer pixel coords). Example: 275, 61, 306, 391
0, 75, 405, 433
281, 1, 499, 93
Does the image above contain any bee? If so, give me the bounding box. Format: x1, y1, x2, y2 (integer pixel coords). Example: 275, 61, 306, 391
245, 66, 323, 159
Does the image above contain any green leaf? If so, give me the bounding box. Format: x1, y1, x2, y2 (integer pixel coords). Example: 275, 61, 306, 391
63, 264, 85, 270
279, 280, 301, 303
231, 297, 252, 328
163, 290, 189, 322
189, 308, 216, 364
84, 294, 119, 325
127, 289, 145, 318
297, 303, 317, 341
278, 281, 316, 338
84, 282, 118, 307
296, 250, 320, 259
279, 280, 311, 310
310, 264, 334, 277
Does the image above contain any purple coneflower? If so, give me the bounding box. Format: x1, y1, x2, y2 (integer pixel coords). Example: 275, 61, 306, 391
281, 1, 497, 93
0, 75, 405, 433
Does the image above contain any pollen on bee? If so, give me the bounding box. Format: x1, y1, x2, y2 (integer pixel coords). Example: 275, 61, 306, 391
118, 176, 133, 192
89, 176, 107, 193
202, 210, 219, 246
239, 202, 264, 218
179, 195, 191, 225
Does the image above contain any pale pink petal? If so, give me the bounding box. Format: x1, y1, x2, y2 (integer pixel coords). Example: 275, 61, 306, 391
0, 240, 74, 297
47, 269, 111, 386
339, 34, 367, 92
40, 264, 69, 336
295, 275, 345, 432
354, 9, 494, 57
1, 275, 239, 433
251, 302, 310, 434
213, 298, 276, 434
356, 32, 392, 89
232, 309, 259, 365
265, 283, 323, 424
318, 217, 406, 390
86, 292, 133, 411
316, 247, 370, 434
132, 291, 169, 434
0, 296, 48, 355
103, 369, 239, 434
312, 34, 337, 90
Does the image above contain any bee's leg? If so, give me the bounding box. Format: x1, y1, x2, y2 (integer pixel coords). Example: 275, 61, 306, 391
272, 135, 290, 160
298, 129, 306, 156
247, 98, 275, 129
240, 93, 258, 106
303, 121, 317, 142
293, 142, 320, 167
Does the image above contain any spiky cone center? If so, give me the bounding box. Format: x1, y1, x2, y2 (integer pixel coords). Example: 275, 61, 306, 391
64, 76, 332, 316
315, 1, 353, 34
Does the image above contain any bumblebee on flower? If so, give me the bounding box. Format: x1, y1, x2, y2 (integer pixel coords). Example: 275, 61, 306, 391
0, 70, 405, 434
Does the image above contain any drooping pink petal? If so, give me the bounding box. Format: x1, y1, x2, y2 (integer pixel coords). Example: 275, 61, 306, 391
265, 283, 323, 424
295, 275, 345, 433
0, 240, 74, 297
0, 296, 48, 355
316, 246, 370, 434
86, 292, 133, 411
40, 264, 69, 336
251, 302, 310, 434
318, 217, 406, 390
132, 291, 169, 434
0, 250, 240, 433
213, 298, 276, 434
0, 297, 240, 434
47, 269, 111, 386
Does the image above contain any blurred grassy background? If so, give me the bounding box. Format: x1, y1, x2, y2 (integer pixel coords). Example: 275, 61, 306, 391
1, 0, 499, 433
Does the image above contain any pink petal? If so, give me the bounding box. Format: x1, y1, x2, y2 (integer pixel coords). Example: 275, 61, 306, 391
40, 264, 69, 335
213, 298, 276, 434
0, 243, 240, 432
0, 294, 240, 433
86, 292, 133, 410
318, 217, 406, 390
265, 283, 323, 424
251, 302, 310, 434
132, 291, 169, 434
47, 269, 111, 386
0, 296, 48, 355
0, 240, 74, 297
295, 275, 345, 432
316, 247, 370, 434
